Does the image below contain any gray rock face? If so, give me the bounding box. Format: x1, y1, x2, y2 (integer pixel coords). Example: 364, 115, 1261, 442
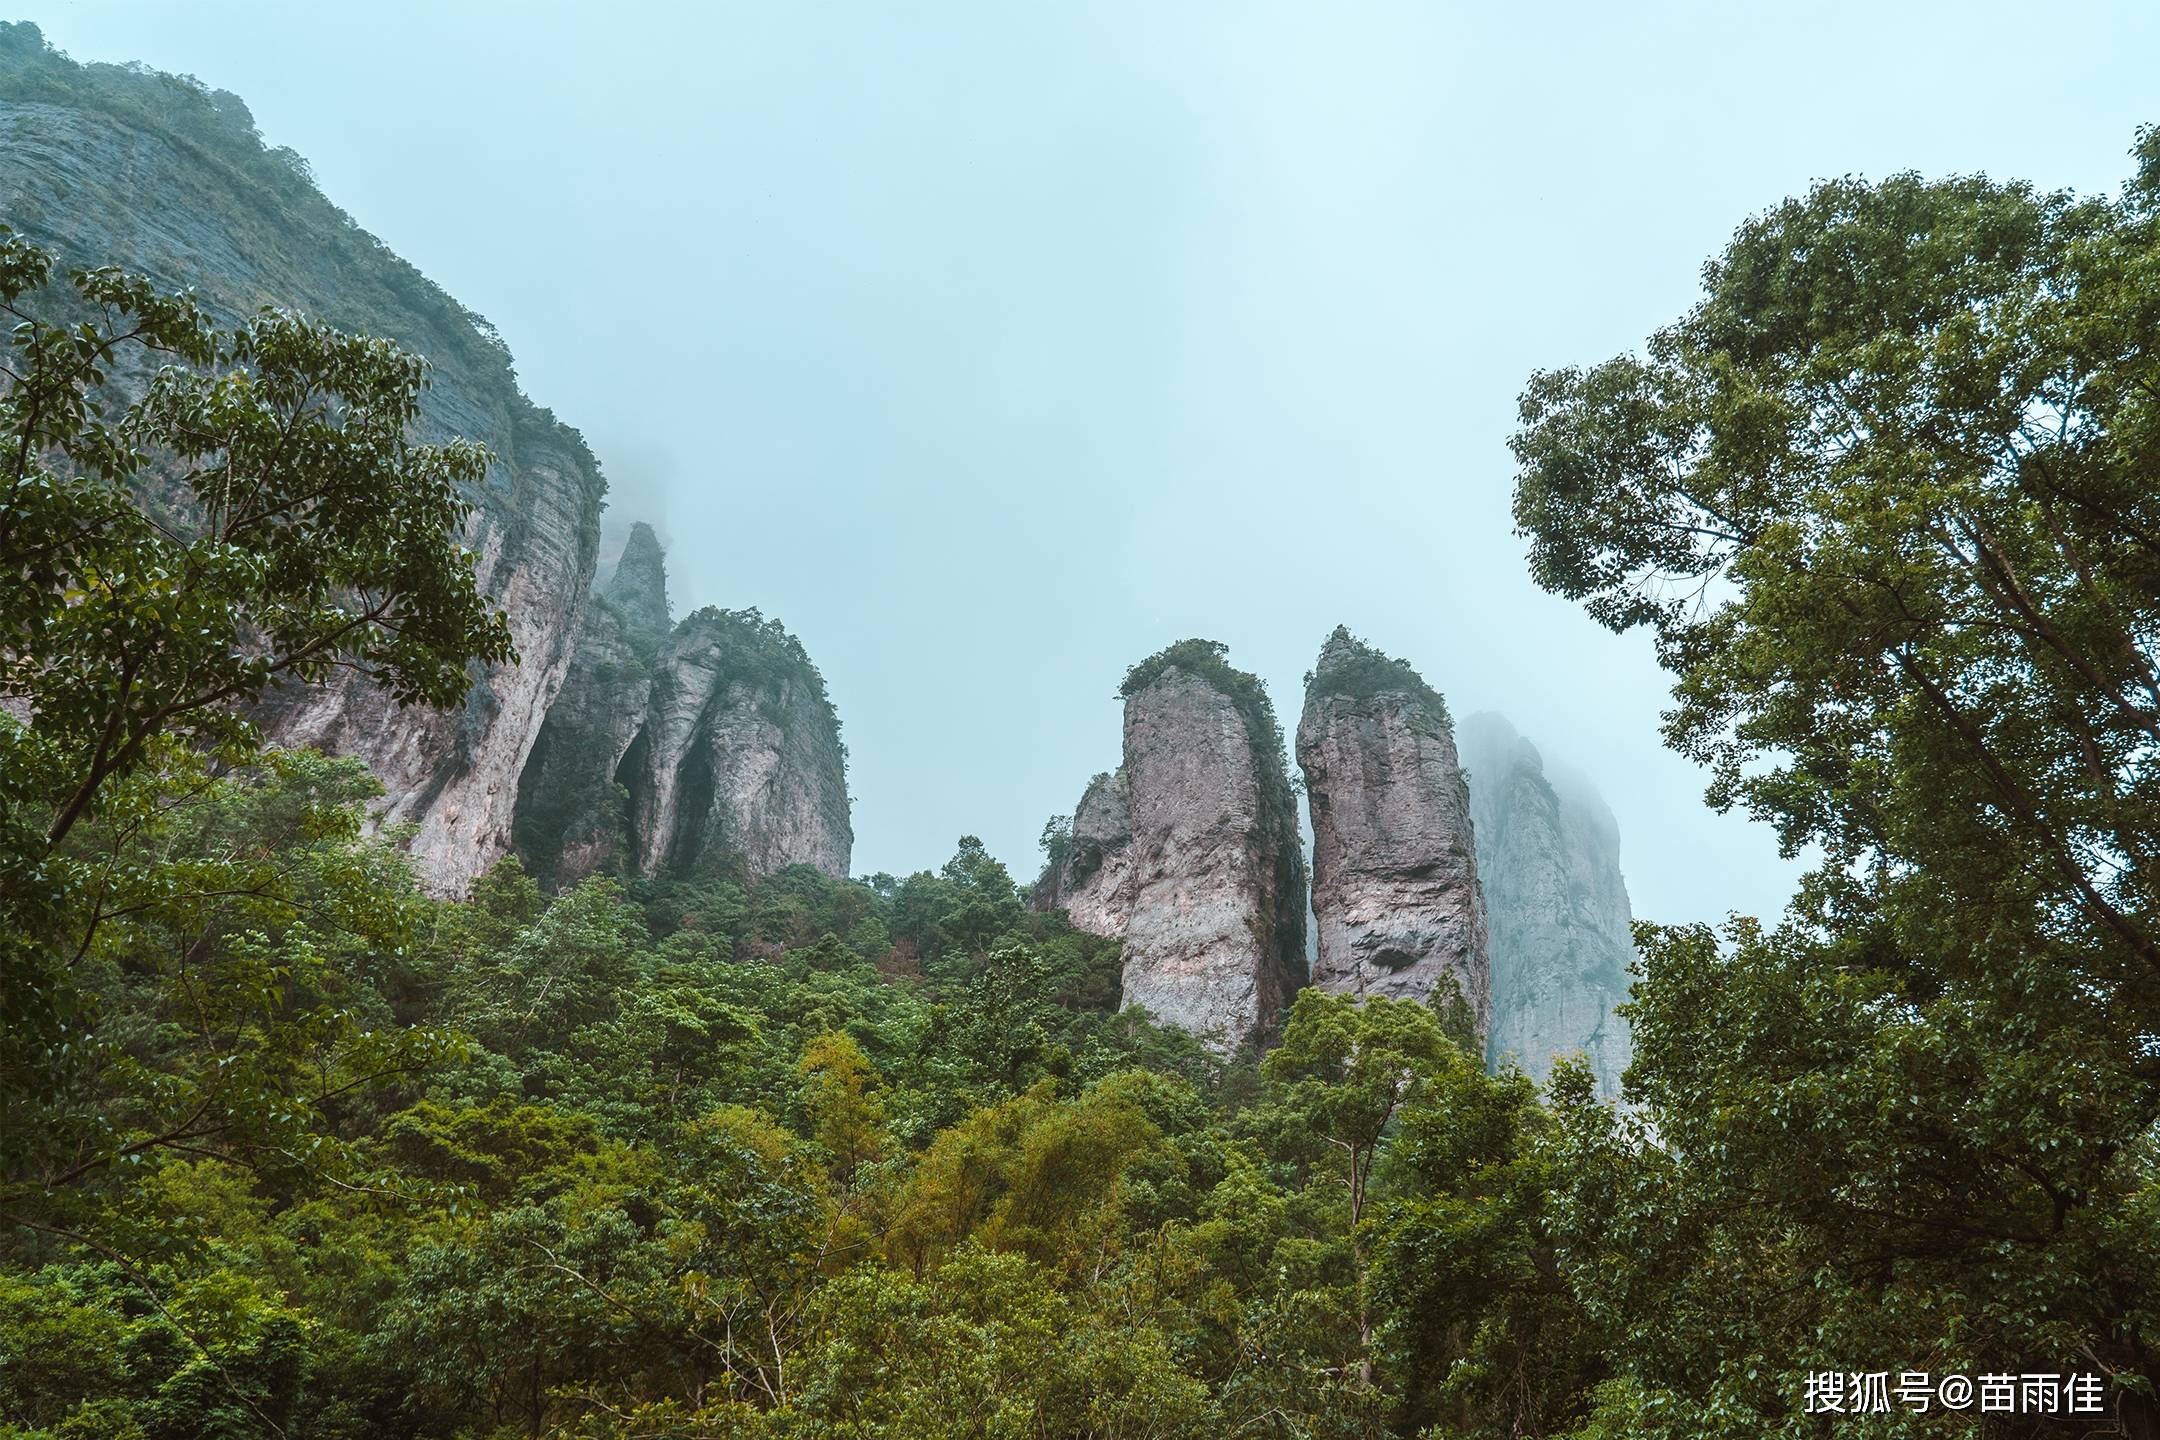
1115, 654, 1307, 1052
1034, 646, 1308, 1052
622, 609, 852, 880
602, 523, 672, 636
1297, 629, 1491, 1033
1031, 770, 1134, 937
510, 594, 655, 889
513, 530, 852, 891
1459, 713, 1635, 1098
0, 41, 605, 894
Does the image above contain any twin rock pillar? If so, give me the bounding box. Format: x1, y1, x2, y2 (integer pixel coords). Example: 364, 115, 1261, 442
1038, 630, 1493, 1055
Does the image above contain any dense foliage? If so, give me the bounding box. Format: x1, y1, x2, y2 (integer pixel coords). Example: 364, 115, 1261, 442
0, 764, 1589, 1437
0, 242, 1585, 1437
0, 228, 512, 1178
1303, 625, 1450, 722
1514, 131, 2160, 1434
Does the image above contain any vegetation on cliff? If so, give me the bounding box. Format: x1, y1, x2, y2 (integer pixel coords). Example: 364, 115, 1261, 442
672, 606, 846, 768
1302, 624, 1450, 724
1513, 127, 2160, 1428
0, 22, 525, 401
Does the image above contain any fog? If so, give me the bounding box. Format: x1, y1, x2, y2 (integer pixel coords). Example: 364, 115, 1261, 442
34, 2, 2160, 921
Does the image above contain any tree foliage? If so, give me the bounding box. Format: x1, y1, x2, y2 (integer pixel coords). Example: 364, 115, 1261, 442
1513, 129, 2160, 1433
1302, 624, 1450, 721
1, 229, 513, 1155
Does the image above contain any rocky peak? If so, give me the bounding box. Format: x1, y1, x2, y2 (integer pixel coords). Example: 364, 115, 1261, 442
0, 41, 606, 895
1048, 640, 1307, 1054
601, 522, 671, 635
1296, 628, 1491, 1033
1310, 624, 1367, 681
1459, 712, 1634, 1098
621, 607, 852, 881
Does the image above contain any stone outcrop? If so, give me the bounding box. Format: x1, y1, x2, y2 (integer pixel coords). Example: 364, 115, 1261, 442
0, 29, 605, 894
1296, 628, 1490, 1033
601, 523, 671, 636
510, 530, 671, 888
620, 608, 852, 881
1031, 770, 1134, 937
1038, 642, 1307, 1053
511, 527, 853, 889
1459, 713, 1635, 1098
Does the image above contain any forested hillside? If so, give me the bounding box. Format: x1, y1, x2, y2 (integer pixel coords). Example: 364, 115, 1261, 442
4, 752, 1587, 1437
4, 21, 2159, 1439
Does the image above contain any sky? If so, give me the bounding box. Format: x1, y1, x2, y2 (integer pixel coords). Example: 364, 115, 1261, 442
23, 2, 2160, 923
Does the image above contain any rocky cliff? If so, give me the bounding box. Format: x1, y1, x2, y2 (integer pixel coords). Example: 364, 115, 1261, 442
1032, 769, 1134, 937
619, 608, 852, 881
1297, 628, 1490, 1032
1038, 641, 1307, 1053
1459, 712, 1634, 1098
513, 526, 851, 888
509, 526, 671, 889
0, 27, 605, 893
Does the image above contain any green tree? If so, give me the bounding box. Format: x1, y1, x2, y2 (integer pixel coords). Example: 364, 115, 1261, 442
1370, 1056, 1605, 1438
786, 1246, 1208, 1440
798, 1030, 888, 1184
1259, 990, 1455, 1389
1512, 131, 2160, 1430
2, 230, 511, 1141
1, 754, 459, 1254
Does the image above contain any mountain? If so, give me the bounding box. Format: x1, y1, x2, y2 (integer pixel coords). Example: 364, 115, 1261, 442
1459, 712, 1635, 1098
0, 26, 851, 894
1037, 633, 1631, 1094
617, 604, 852, 882
1037, 640, 1308, 1053
1297, 627, 1490, 1032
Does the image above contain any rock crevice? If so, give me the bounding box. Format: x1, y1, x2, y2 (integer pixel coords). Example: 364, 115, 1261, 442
512, 533, 854, 888
508, 527, 670, 888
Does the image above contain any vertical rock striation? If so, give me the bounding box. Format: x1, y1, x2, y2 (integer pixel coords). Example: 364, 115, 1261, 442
622, 608, 852, 881
1296, 628, 1490, 1033
512, 529, 854, 891
1038, 641, 1306, 1053
510, 529, 671, 889
1459, 712, 1635, 1098
0, 30, 606, 894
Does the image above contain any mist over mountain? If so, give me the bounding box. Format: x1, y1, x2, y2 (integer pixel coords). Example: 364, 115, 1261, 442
9, 12, 2158, 1434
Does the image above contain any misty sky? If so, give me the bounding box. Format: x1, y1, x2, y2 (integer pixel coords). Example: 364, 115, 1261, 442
27, 3, 2160, 922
